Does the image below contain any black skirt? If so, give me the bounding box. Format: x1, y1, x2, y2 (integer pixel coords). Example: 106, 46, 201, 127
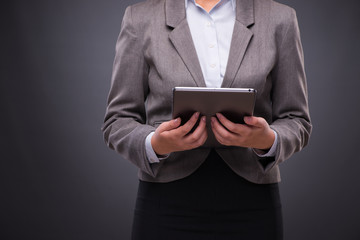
131, 150, 283, 240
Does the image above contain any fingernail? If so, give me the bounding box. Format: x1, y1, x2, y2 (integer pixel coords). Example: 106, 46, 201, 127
216, 113, 221, 118
202, 116, 206, 122
174, 117, 179, 123
195, 112, 200, 117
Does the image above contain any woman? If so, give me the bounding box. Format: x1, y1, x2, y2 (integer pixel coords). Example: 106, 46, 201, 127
102, 0, 312, 239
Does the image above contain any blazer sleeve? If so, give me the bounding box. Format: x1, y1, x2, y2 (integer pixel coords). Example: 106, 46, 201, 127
264, 9, 312, 172
101, 6, 157, 177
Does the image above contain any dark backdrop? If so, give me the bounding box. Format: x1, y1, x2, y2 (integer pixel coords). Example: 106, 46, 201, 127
2, 0, 360, 239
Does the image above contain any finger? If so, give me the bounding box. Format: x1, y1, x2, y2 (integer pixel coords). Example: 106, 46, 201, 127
191, 115, 207, 138
211, 119, 228, 145
157, 117, 181, 132
184, 116, 206, 144
195, 126, 208, 147
244, 116, 266, 128
216, 113, 245, 134
189, 123, 209, 148
211, 116, 235, 143
174, 112, 200, 136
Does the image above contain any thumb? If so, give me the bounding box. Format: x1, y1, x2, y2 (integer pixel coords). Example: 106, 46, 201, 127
158, 117, 182, 132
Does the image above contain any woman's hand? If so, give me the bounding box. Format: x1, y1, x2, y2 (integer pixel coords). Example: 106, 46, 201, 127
211, 113, 275, 151
151, 112, 208, 155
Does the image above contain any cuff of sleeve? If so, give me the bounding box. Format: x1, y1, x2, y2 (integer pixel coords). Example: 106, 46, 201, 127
145, 132, 169, 163
253, 130, 278, 157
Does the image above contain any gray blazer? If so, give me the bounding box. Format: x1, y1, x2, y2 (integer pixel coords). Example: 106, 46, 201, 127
101, 0, 312, 184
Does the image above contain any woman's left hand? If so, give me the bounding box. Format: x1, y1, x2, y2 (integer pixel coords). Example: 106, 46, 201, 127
211, 113, 275, 151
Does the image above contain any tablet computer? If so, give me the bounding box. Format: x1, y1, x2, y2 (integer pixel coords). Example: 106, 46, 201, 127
172, 87, 257, 147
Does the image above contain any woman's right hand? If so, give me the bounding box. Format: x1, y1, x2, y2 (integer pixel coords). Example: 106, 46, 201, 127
151, 112, 208, 155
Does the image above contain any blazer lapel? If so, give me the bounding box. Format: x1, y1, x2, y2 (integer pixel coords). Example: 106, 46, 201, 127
166, 0, 206, 87
221, 0, 255, 88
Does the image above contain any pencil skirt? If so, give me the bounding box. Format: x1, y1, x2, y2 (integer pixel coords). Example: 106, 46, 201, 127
131, 150, 283, 240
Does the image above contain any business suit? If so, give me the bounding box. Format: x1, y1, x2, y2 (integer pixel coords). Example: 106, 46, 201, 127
101, 0, 311, 184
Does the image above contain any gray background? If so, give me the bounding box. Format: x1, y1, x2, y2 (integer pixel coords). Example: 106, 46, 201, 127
2, 0, 360, 239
